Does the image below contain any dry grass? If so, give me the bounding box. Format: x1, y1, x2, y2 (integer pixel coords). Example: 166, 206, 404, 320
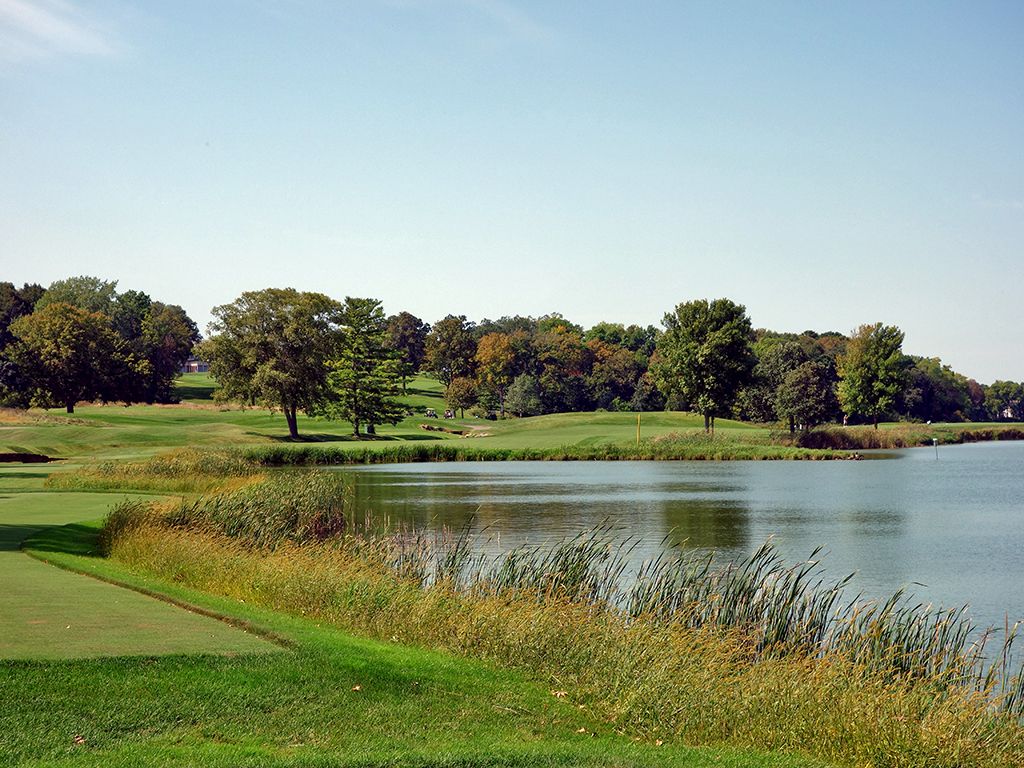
45, 448, 262, 493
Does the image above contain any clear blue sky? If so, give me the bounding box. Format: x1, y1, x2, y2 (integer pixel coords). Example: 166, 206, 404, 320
2, 1, 1022, 382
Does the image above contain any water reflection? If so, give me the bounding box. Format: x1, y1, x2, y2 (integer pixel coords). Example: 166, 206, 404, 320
349, 463, 754, 553
340, 442, 1024, 629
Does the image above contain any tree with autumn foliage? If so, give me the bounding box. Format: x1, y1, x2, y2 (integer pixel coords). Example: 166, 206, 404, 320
475, 332, 517, 417
586, 338, 641, 410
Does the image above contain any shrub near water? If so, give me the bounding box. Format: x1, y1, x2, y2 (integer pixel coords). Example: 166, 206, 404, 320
105, 499, 1024, 768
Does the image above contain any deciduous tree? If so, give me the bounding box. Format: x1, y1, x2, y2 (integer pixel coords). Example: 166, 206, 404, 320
36, 276, 118, 315
984, 380, 1023, 421
837, 323, 906, 429
426, 315, 477, 391
775, 361, 839, 431
741, 339, 808, 424
386, 311, 430, 394
475, 332, 516, 417
586, 339, 640, 410
651, 298, 755, 432
7, 302, 144, 413
198, 288, 343, 439
446, 376, 477, 418
141, 303, 201, 402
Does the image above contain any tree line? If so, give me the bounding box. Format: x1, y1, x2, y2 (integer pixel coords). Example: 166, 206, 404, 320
0, 278, 198, 413
2, 277, 1022, 437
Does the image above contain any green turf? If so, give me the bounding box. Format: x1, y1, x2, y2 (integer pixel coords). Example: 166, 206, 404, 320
0, 518, 830, 768
2, 374, 771, 462
0, 484, 277, 660
172, 371, 217, 402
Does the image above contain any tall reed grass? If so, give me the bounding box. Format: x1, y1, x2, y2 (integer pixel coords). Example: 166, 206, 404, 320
46, 448, 261, 493
158, 470, 349, 548
239, 440, 839, 466
797, 425, 1024, 450
104, 493, 1024, 767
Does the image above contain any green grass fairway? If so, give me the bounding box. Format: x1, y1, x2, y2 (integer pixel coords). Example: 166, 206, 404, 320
172, 371, 217, 402
0, 484, 276, 660
0, 374, 769, 462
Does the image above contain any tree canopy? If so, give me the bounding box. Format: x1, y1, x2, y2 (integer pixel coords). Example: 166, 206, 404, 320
3, 277, 198, 408
651, 298, 755, 431
475, 332, 517, 417
837, 323, 906, 428
776, 361, 839, 431
426, 315, 477, 390
386, 311, 430, 393
199, 288, 343, 439
7, 302, 145, 412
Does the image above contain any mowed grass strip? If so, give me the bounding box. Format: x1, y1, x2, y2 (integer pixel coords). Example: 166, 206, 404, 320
0, 490, 276, 660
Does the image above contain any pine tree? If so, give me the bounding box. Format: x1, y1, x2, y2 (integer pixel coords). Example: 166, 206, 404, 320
320, 297, 405, 437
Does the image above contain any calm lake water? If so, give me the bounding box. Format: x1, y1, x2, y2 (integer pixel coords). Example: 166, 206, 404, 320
340, 441, 1024, 630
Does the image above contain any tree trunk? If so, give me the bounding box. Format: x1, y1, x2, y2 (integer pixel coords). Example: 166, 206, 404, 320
704, 413, 710, 433
367, 424, 376, 435
284, 405, 299, 439
66, 401, 75, 414
873, 415, 879, 430
789, 415, 795, 434
352, 419, 361, 438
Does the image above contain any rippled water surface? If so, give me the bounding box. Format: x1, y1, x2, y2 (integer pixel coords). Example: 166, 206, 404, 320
339, 441, 1024, 629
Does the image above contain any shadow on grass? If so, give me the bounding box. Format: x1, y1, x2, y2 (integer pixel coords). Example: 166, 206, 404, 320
0, 524, 50, 552
173, 385, 216, 401
18, 522, 100, 557
0, 470, 52, 480
407, 387, 444, 398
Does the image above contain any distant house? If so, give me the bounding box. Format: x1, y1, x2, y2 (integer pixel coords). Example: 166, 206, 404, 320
181, 357, 210, 374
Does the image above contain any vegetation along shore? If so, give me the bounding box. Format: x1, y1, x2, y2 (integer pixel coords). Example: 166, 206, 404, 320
3, 275, 1024, 768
